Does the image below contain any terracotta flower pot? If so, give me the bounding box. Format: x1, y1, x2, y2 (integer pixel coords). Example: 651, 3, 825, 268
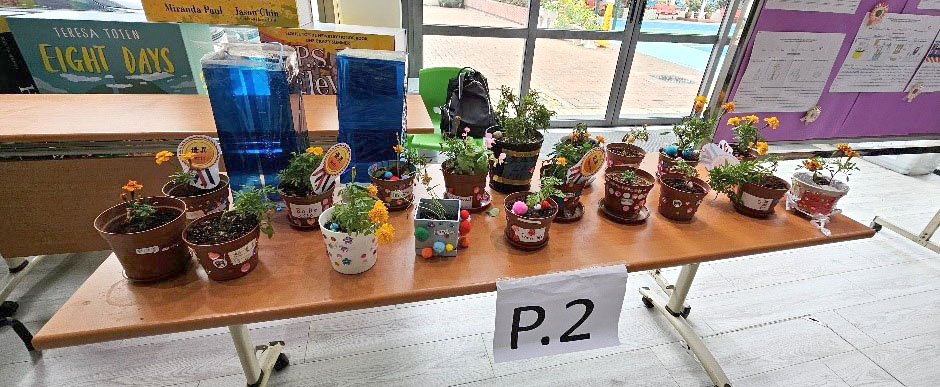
657, 150, 700, 177
414, 198, 461, 258
731, 176, 790, 218
504, 192, 558, 251
489, 131, 544, 194
369, 161, 417, 211
281, 184, 335, 229
93, 196, 189, 282
601, 166, 655, 223
606, 143, 646, 168
161, 175, 230, 224
442, 166, 491, 212
183, 213, 260, 281
787, 172, 849, 217
318, 207, 377, 275
540, 164, 587, 223
657, 174, 710, 222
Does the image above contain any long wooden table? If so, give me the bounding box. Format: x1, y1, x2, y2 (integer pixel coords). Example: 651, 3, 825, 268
31, 155, 875, 387
0, 94, 433, 142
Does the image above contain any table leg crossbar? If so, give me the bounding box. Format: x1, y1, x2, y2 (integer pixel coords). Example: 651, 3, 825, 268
640, 263, 732, 387
1, 254, 48, 351
871, 210, 940, 254
228, 324, 289, 387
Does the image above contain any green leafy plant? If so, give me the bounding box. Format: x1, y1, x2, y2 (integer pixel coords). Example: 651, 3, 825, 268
708, 157, 780, 200
119, 180, 158, 231
662, 97, 735, 154
223, 185, 279, 238
670, 159, 699, 180
493, 86, 556, 145
440, 135, 493, 175
525, 176, 564, 207
615, 169, 640, 185
155, 150, 197, 187
797, 144, 861, 185
622, 125, 650, 143
328, 169, 395, 244
278, 146, 325, 195
543, 123, 599, 181
543, 0, 601, 30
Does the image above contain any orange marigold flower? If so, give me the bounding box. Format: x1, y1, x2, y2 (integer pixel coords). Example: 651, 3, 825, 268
154, 150, 174, 165
306, 146, 324, 156
764, 117, 779, 130
369, 200, 389, 223
755, 141, 769, 155
837, 143, 853, 155
366, 185, 378, 197
376, 222, 395, 244
122, 180, 143, 192
802, 159, 822, 172
692, 101, 705, 113
744, 115, 759, 124
556, 157, 568, 166
694, 95, 707, 103
727, 117, 742, 126
596, 135, 605, 143
721, 101, 735, 113
422, 174, 433, 184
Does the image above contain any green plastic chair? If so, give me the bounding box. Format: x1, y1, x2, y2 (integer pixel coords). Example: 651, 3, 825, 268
409, 67, 461, 151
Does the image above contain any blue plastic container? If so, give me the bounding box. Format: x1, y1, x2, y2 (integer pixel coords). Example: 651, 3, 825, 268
202, 43, 307, 193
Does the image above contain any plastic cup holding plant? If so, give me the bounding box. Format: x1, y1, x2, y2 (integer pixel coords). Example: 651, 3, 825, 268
708, 155, 790, 218
787, 144, 860, 217
318, 175, 396, 275
607, 125, 649, 168
601, 166, 656, 223
658, 97, 737, 175
656, 159, 711, 222
369, 140, 430, 211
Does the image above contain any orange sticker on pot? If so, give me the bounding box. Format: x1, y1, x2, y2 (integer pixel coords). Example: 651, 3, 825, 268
579, 147, 605, 177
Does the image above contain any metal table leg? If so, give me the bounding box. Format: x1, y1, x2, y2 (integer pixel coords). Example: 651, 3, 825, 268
228, 324, 289, 387
871, 209, 940, 254
1, 254, 49, 351
640, 263, 732, 387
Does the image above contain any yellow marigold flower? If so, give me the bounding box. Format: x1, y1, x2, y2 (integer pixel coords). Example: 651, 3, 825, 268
626, 136, 636, 143
837, 143, 852, 154
694, 95, 707, 103
122, 180, 143, 192
802, 159, 822, 172
693, 101, 705, 113
306, 146, 324, 156
179, 151, 195, 162
369, 200, 389, 223
366, 184, 378, 197
764, 117, 779, 130
721, 101, 735, 113
376, 222, 395, 244
596, 135, 605, 143
744, 115, 759, 124
393, 144, 406, 153
422, 174, 433, 184
727, 117, 742, 126
154, 150, 174, 165
755, 141, 769, 156
556, 157, 568, 166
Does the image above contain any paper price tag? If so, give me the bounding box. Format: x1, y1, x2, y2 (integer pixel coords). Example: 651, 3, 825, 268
492, 265, 628, 363
178, 135, 222, 190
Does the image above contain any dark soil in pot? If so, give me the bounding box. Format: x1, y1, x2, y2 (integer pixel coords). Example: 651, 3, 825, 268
489, 131, 544, 194
661, 178, 707, 194
185, 214, 258, 245
107, 209, 181, 234
606, 143, 646, 167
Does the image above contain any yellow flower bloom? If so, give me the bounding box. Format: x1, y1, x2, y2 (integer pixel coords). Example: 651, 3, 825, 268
721, 101, 735, 113
803, 159, 822, 172
422, 174, 433, 185
744, 115, 759, 124
692, 101, 705, 113
626, 136, 636, 143
727, 117, 742, 126
122, 180, 143, 192
393, 144, 405, 153
179, 151, 195, 162
694, 95, 707, 103
376, 222, 395, 244
366, 185, 378, 197
369, 200, 389, 223
556, 157, 568, 166
837, 143, 852, 155
154, 150, 174, 165
755, 141, 769, 156
595, 135, 605, 143
764, 117, 779, 130
306, 146, 324, 156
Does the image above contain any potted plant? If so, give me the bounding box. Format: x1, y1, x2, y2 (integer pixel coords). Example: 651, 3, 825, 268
93, 180, 188, 282
278, 146, 334, 229
156, 150, 229, 223
607, 125, 649, 168
787, 144, 860, 217
504, 176, 563, 250
370, 140, 430, 211
725, 113, 777, 160
183, 185, 277, 281
657, 159, 710, 221
413, 196, 468, 260
708, 156, 790, 218
489, 86, 556, 193
600, 166, 656, 223
659, 97, 734, 176
441, 132, 494, 212
540, 123, 604, 222
318, 176, 395, 275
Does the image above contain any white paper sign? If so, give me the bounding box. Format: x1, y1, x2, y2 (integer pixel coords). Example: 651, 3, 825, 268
908, 39, 940, 92
766, 0, 861, 14
493, 265, 629, 363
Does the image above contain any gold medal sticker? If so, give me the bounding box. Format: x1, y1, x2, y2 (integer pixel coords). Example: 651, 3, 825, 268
580, 147, 605, 177
323, 144, 352, 175
178, 136, 220, 169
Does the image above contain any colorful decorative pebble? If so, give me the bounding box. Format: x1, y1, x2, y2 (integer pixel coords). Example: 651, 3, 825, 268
383, 171, 393, 179
541, 200, 551, 209
665, 145, 679, 157
682, 149, 693, 159
390, 176, 400, 181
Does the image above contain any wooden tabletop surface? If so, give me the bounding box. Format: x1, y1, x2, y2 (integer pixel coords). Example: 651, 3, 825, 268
0, 94, 433, 143
32, 155, 875, 349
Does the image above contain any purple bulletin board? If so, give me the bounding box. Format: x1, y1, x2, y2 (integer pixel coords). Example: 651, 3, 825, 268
715, 0, 940, 142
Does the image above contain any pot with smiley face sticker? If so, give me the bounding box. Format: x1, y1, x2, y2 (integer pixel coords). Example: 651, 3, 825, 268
278, 146, 336, 229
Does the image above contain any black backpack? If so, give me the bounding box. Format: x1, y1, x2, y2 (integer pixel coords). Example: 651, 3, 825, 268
440, 68, 497, 138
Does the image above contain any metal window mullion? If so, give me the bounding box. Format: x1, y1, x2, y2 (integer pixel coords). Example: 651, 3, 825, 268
708, 0, 766, 112
695, 0, 742, 98
605, 0, 648, 125
535, 29, 624, 40
406, 0, 423, 78
637, 33, 718, 44
422, 24, 529, 38
518, 0, 541, 97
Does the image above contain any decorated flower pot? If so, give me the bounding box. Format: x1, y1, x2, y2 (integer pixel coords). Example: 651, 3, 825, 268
489, 131, 544, 194
601, 166, 655, 223
657, 174, 710, 222
161, 175, 230, 224
787, 172, 849, 217
414, 198, 463, 259
318, 207, 377, 275
93, 196, 189, 282
729, 144, 759, 161
442, 167, 491, 212
183, 212, 260, 281
606, 143, 646, 168
540, 164, 588, 223
657, 150, 700, 177
281, 184, 335, 229
369, 161, 417, 211
731, 176, 790, 218
504, 192, 558, 250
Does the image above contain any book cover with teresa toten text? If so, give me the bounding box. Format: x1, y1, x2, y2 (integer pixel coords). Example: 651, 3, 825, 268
6, 10, 211, 94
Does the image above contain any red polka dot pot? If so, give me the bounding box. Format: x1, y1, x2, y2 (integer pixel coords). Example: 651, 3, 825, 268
442, 166, 491, 213
656, 173, 710, 222
603, 166, 655, 220
281, 184, 335, 229
369, 161, 417, 211
183, 212, 261, 281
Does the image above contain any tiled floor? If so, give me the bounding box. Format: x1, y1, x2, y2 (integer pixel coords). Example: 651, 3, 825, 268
2, 137, 938, 386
